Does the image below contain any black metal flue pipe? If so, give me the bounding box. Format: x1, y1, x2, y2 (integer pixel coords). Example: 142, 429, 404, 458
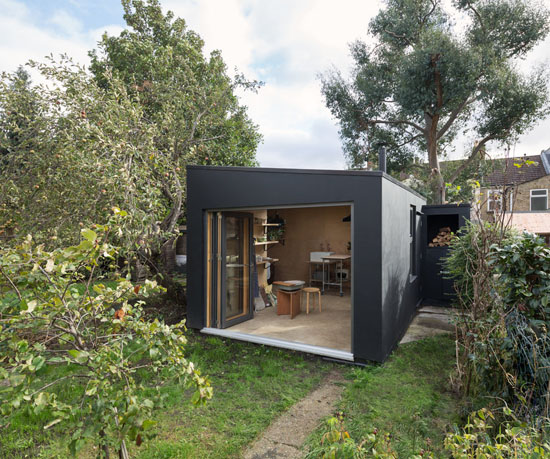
379, 146, 386, 173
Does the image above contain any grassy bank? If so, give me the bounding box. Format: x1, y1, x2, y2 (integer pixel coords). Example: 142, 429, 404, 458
305, 335, 460, 457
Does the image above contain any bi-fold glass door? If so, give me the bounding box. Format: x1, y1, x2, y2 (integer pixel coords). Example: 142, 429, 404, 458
206, 211, 253, 329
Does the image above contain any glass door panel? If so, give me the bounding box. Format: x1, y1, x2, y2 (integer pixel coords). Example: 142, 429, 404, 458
220, 212, 253, 328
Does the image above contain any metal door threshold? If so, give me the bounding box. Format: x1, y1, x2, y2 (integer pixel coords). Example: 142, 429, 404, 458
200, 328, 354, 361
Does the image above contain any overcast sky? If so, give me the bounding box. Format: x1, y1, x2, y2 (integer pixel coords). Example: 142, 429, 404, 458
2, 0, 550, 169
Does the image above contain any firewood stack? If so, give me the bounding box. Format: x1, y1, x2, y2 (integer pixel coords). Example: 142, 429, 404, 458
428, 227, 453, 247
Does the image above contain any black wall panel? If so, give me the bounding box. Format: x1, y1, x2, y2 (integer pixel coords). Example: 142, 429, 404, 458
187, 166, 426, 362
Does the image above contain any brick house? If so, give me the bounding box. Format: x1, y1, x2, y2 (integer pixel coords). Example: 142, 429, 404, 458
476, 149, 550, 241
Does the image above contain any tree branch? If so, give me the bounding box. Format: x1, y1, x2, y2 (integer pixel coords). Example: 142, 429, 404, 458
395, 133, 424, 148
383, 28, 412, 46
160, 169, 183, 234
31, 374, 90, 397
365, 118, 427, 134
0, 266, 22, 301
463, 0, 484, 30
437, 96, 476, 140
448, 134, 495, 184
421, 0, 439, 27
186, 108, 208, 147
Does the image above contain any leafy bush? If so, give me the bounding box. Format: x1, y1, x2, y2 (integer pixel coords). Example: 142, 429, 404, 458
445, 408, 550, 458
0, 210, 212, 457
444, 220, 510, 397
445, 219, 510, 311
306, 412, 433, 458
445, 221, 550, 417
491, 233, 550, 417
491, 232, 550, 324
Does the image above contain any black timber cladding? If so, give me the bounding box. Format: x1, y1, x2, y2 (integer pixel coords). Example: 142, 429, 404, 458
186, 165, 426, 362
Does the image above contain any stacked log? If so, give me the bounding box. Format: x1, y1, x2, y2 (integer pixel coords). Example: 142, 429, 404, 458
428, 227, 453, 247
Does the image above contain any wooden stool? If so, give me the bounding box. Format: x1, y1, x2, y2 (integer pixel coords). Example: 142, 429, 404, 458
302, 287, 321, 314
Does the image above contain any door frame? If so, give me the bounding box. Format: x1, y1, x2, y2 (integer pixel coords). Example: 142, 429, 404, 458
204, 202, 354, 353
209, 211, 254, 329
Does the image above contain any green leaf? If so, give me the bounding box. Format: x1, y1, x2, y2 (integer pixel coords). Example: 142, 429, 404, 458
21, 299, 37, 314
32, 356, 46, 372
85, 382, 98, 396
149, 347, 159, 359
68, 350, 89, 364
44, 418, 62, 430
67, 350, 79, 359
35, 391, 48, 407
9, 373, 25, 387
81, 228, 97, 242
142, 419, 157, 431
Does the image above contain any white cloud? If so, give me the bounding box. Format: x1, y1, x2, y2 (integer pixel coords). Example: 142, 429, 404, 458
2, 0, 550, 169
164, 0, 383, 169
49, 9, 83, 37
0, 0, 121, 77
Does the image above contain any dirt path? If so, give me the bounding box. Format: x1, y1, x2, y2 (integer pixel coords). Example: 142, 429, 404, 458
243, 369, 345, 459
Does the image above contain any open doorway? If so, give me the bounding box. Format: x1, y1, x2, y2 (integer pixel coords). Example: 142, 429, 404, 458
205, 204, 352, 354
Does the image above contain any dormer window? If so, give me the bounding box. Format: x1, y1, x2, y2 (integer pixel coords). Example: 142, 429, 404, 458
530, 189, 548, 211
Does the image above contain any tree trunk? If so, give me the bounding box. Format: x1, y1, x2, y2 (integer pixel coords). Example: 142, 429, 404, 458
99, 430, 110, 459
426, 114, 445, 204
140, 248, 186, 318
118, 440, 129, 459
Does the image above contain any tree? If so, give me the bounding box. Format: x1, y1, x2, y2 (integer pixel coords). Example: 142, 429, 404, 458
321, 0, 550, 203
0, 211, 212, 457
0, 66, 41, 240
89, 0, 262, 233
1, 57, 167, 259
0, 66, 36, 159
0, 0, 262, 308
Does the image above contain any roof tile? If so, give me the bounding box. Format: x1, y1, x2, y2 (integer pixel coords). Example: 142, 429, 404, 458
484, 155, 547, 186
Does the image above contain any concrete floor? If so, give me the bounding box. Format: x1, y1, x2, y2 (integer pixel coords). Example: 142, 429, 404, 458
229, 291, 351, 352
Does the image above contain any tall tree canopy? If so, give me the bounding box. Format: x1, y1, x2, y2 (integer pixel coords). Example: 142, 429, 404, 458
89, 0, 261, 234
0, 0, 261, 305
321, 0, 550, 203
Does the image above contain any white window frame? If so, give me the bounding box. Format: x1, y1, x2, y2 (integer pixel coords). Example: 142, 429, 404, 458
487, 189, 503, 212
486, 188, 514, 212
530, 189, 548, 211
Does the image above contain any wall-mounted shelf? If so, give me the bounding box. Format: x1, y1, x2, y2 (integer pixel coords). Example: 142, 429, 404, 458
258, 258, 279, 265
254, 240, 279, 248
262, 223, 282, 227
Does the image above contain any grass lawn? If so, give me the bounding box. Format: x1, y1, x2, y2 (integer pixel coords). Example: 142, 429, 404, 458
2, 325, 460, 458
1, 331, 335, 458
305, 335, 460, 457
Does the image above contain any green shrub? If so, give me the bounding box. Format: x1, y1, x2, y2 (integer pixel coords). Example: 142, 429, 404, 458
306, 412, 433, 458
0, 210, 212, 457
445, 408, 550, 458
491, 232, 550, 417
491, 232, 550, 324
445, 221, 550, 417
445, 219, 513, 311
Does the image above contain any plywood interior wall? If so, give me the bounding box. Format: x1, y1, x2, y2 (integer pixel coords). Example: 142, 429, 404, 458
252, 209, 268, 286
268, 206, 351, 283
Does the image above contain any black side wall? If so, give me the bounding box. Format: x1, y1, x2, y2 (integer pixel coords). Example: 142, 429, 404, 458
186, 166, 425, 362
380, 178, 426, 360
